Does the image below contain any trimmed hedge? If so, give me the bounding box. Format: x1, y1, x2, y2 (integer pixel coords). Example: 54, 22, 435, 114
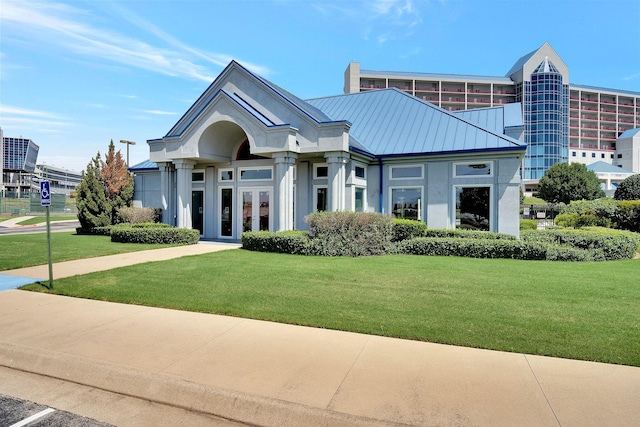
396, 238, 547, 260
393, 219, 428, 242
110, 227, 199, 244
520, 219, 538, 231
521, 229, 638, 261
75, 226, 112, 236
423, 229, 517, 240
241, 231, 308, 255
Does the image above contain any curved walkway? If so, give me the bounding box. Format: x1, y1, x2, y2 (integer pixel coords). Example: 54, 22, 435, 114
0, 243, 639, 426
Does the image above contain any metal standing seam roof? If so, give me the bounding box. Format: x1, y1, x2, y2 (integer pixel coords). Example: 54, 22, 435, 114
587, 161, 635, 175
618, 128, 640, 138
306, 88, 526, 157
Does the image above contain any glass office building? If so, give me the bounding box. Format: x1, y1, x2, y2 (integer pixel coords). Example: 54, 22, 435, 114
344, 42, 640, 180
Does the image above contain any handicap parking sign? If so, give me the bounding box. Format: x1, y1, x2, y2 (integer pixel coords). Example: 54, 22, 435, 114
41, 181, 51, 206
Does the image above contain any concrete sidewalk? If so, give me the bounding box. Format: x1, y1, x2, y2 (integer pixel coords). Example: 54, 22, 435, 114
1, 244, 639, 426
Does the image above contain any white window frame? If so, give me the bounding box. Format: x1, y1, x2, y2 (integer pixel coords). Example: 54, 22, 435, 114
313, 185, 328, 212
218, 186, 235, 239
354, 186, 367, 212
354, 165, 366, 180
453, 184, 493, 231
314, 163, 328, 179
238, 166, 273, 181
192, 169, 205, 183
389, 164, 424, 180
218, 168, 234, 182
388, 186, 423, 221
453, 161, 494, 178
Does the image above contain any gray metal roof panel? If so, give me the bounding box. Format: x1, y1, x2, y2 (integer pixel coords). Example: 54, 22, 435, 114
570, 83, 640, 97
307, 89, 525, 157
360, 69, 514, 84
619, 128, 640, 138
587, 161, 635, 175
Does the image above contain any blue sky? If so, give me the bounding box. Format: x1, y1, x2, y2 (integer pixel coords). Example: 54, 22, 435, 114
1, 0, 639, 173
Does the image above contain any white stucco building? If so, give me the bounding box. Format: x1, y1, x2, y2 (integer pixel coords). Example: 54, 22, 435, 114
132, 61, 527, 240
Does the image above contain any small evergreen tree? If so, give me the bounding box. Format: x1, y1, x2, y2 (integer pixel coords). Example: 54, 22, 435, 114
76, 140, 134, 229
614, 174, 640, 200
101, 139, 133, 223
76, 153, 111, 229
537, 163, 605, 205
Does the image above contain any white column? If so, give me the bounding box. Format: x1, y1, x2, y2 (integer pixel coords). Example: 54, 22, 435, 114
274, 152, 297, 231
157, 162, 174, 225
325, 152, 349, 211
174, 159, 196, 229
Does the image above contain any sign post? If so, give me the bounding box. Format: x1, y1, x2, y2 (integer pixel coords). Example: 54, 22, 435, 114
40, 181, 53, 289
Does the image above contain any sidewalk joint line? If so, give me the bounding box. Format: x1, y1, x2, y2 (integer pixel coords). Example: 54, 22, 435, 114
524, 354, 562, 427
326, 335, 371, 411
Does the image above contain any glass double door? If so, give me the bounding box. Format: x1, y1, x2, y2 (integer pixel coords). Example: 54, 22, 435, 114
218, 187, 272, 238
241, 188, 271, 233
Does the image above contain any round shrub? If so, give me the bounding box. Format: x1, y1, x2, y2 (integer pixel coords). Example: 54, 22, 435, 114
614, 174, 640, 201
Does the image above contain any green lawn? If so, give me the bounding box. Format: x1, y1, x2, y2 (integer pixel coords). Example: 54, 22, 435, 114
0, 232, 180, 270
22, 249, 640, 367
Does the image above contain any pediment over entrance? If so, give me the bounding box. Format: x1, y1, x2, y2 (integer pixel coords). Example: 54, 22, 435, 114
148, 61, 350, 164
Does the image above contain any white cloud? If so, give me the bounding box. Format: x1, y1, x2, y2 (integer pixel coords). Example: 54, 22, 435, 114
0, 104, 71, 133
0, 1, 270, 82
143, 110, 178, 116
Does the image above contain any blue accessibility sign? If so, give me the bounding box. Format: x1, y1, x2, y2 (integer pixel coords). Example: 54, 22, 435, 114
40, 181, 51, 206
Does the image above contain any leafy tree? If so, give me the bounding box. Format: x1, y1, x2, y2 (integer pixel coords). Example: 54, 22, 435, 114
101, 139, 133, 221
76, 153, 111, 229
537, 163, 605, 204
614, 174, 640, 200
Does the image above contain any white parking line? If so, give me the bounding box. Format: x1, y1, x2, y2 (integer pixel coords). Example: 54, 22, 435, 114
9, 408, 55, 427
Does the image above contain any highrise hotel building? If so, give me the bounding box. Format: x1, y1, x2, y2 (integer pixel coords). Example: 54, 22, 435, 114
344, 42, 640, 183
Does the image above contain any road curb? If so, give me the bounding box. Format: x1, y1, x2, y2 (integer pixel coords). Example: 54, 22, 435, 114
0, 341, 406, 427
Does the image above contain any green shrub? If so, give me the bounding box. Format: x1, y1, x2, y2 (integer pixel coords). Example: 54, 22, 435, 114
242, 231, 308, 255
131, 222, 170, 228
396, 238, 547, 260
393, 219, 427, 242
306, 211, 395, 256
614, 174, 640, 200
520, 219, 538, 230
554, 213, 578, 228
521, 229, 637, 261
545, 246, 598, 262
423, 229, 516, 240
615, 200, 640, 233
110, 227, 199, 244
117, 207, 159, 225
75, 226, 112, 236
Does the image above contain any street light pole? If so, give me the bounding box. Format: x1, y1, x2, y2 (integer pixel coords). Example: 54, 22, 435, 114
119, 139, 136, 167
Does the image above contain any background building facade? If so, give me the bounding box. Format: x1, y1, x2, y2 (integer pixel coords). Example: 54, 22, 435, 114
344, 42, 640, 185
1, 131, 40, 197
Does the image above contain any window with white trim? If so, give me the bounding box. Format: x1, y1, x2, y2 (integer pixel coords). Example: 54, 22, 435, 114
218, 169, 234, 182
314, 164, 328, 179
390, 165, 423, 180
314, 186, 328, 211
454, 161, 493, 177
390, 187, 422, 220
239, 167, 273, 181
192, 169, 205, 183
455, 185, 491, 231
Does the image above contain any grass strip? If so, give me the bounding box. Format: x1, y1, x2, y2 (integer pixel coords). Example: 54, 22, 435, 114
1, 232, 180, 271
22, 250, 640, 367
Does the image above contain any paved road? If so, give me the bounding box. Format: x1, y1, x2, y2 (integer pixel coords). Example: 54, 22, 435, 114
0, 394, 112, 427
0, 220, 79, 235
